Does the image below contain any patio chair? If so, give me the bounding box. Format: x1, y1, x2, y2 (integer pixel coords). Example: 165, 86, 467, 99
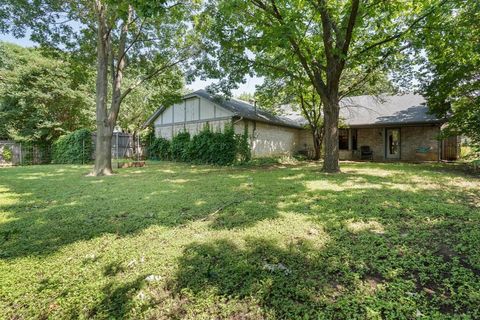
360, 146, 373, 160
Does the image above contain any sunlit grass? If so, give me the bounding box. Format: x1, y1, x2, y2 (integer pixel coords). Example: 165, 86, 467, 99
0, 161, 479, 319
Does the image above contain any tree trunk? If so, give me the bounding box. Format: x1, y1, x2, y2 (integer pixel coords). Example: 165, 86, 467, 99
94, 123, 114, 175
311, 126, 324, 160
322, 99, 340, 172
312, 128, 322, 161
91, 1, 131, 176
92, 0, 113, 176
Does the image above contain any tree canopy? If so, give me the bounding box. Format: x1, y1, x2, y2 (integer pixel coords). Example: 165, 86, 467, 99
196, 0, 447, 171
1, 0, 197, 175
0, 42, 94, 143
415, 0, 480, 154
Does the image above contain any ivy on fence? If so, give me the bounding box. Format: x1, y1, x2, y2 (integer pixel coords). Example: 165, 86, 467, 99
53, 129, 93, 164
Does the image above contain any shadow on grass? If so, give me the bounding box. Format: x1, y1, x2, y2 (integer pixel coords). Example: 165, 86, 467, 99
170, 228, 480, 318
0, 162, 479, 317
84, 275, 147, 319
0, 161, 478, 262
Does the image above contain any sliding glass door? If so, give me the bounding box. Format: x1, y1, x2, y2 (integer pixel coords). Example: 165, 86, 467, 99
386, 128, 400, 159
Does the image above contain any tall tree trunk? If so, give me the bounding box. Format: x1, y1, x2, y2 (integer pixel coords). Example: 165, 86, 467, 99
92, 2, 130, 176
322, 99, 340, 172
92, 0, 113, 176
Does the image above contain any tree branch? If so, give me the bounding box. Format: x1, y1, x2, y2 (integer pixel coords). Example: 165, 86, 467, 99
355, 0, 447, 57
119, 56, 189, 103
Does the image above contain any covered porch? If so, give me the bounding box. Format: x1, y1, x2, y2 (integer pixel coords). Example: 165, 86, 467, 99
338, 125, 457, 162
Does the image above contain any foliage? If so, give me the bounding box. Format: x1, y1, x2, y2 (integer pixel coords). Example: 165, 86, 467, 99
151, 124, 251, 165
117, 69, 185, 136
171, 131, 192, 162
1, 162, 480, 318
0, 0, 197, 174
186, 125, 236, 165
235, 92, 255, 103
1, 146, 12, 162
147, 137, 171, 161
52, 129, 93, 164
236, 126, 251, 163
195, 0, 447, 171
413, 1, 480, 153
185, 125, 216, 163
0, 42, 94, 144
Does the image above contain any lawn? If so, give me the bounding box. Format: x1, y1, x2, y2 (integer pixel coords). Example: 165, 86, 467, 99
0, 161, 479, 319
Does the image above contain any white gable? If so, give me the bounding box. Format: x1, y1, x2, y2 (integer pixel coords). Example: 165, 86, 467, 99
154, 95, 234, 127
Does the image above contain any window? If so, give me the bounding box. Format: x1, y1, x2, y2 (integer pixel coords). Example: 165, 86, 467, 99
351, 129, 358, 150
339, 129, 349, 150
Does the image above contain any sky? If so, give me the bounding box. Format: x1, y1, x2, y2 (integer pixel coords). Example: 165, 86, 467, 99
0, 33, 263, 95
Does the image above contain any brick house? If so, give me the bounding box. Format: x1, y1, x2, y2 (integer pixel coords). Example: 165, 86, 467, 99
144, 90, 459, 161
334, 94, 459, 161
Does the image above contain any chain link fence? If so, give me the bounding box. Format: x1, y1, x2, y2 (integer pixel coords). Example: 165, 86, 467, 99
1, 133, 145, 166
0, 141, 52, 166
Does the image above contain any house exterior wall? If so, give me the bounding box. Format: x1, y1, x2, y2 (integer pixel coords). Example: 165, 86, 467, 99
153, 96, 234, 140
338, 125, 441, 161
355, 127, 385, 161
234, 120, 305, 157
153, 98, 305, 158
400, 126, 440, 161
152, 96, 447, 162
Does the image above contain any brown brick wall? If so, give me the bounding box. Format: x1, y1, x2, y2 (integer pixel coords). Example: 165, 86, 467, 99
338, 125, 441, 161
356, 128, 385, 161
401, 126, 440, 161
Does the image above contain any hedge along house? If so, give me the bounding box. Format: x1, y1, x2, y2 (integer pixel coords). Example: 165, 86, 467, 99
143, 89, 307, 157
144, 89, 459, 161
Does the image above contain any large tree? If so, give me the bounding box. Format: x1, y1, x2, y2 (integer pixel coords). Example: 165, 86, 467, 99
256, 68, 394, 160
415, 0, 480, 154
197, 0, 448, 172
0, 42, 94, 143
1, 0, 196, 175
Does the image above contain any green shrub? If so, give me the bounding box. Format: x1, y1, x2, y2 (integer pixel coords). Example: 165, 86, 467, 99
171, 131, 191, 161
147, 137, 171, 160
148, 124, 251, 166
210, 125, 237, 165
53, 129, 92, 164
236, 126, 251, 163
1, 146, 12, 162
186, 124, 216, 163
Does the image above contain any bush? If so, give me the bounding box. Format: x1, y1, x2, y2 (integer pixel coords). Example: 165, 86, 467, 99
171, 131, 191, 161
236, 126, 251, 163
147, 137, 171, 160
186, 124, 216, 163
147, 124, 251, 166
53, 129, 92, 164
209, 125, 237, 165
1, 146, 12, 162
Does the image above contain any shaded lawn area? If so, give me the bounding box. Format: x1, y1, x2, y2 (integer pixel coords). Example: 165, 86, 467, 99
0, 161, 479, 319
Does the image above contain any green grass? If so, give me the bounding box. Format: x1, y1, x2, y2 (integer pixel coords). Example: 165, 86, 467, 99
0, 161, 479, 319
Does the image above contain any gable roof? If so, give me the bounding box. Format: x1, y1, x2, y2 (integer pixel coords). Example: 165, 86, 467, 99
280, 94, 444, 127
339, 94, 443, 126
145, 90, 444, 130
144, 89, 303, 129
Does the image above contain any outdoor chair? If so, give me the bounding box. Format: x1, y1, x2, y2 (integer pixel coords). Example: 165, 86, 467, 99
360, 146, 373, 160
